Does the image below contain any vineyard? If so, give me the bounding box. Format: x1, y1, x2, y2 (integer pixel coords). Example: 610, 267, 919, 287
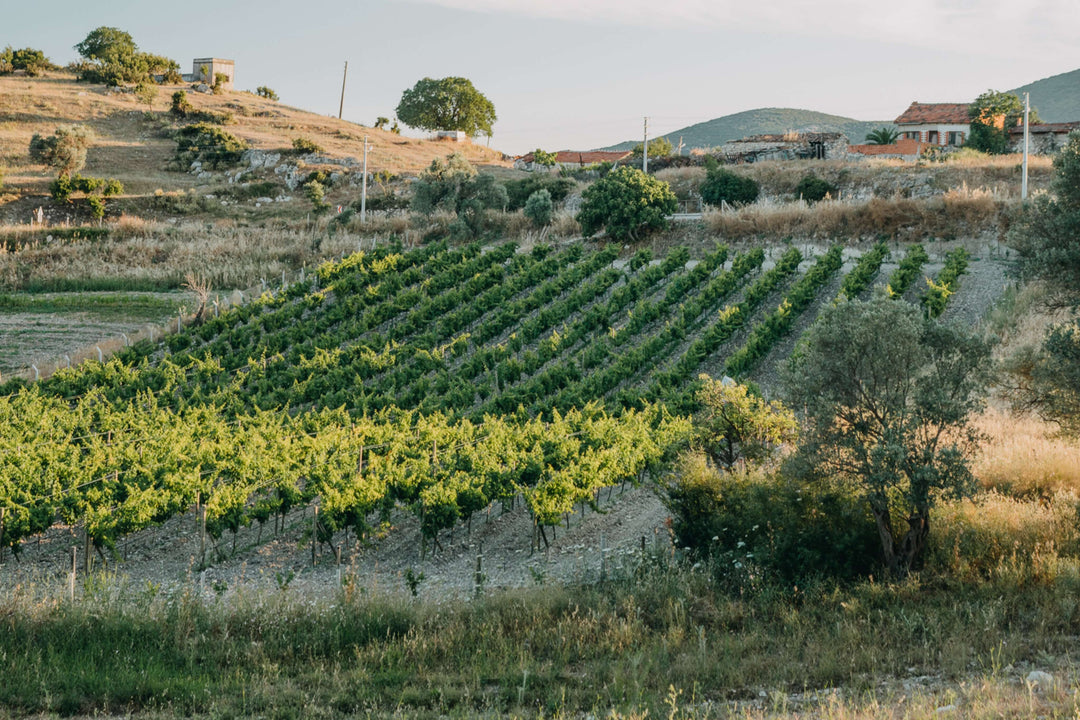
0, 239, 972, 571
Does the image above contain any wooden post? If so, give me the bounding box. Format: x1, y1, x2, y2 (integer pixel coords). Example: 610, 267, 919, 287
199, 505, 207, 567
84, 526, 91, 575
70, 546, 77, 602
474, 545, 484, 598
312, 505, 318, 566
0, 507, 4, 565
599, 533, 606, 582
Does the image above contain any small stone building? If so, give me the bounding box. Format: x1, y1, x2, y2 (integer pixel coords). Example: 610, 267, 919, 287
514, 150, 632, 171
718, 132, 848, 163
183, 58, 235, 90
1008, 123, 1080, 154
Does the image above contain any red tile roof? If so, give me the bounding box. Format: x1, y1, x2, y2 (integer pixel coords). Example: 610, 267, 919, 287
518, 150, 632, 165
894, 102, 970, 125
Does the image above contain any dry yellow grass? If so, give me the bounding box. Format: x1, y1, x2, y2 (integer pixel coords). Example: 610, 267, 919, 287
0, 71, 509, 204
973, 406, 1080, 497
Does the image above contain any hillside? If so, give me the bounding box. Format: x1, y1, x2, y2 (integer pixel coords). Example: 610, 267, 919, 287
601, 108, 889, 151
1009, 67, 1080, 122
0, 72, 509, 221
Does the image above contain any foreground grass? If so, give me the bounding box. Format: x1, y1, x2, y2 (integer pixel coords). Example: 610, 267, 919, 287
3, 558, 1080, 719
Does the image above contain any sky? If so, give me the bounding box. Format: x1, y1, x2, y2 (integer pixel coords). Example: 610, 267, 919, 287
4, 0, 1078, 155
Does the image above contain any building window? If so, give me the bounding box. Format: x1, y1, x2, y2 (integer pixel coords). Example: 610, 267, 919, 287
903, 131, 920, 141
928, 130, 939, 144
947, 131, 963, 146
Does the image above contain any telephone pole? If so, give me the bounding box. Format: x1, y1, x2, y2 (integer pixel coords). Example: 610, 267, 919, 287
1021, 92, 1030, 200
338, 61, 348, 120
642, 117, 648, 173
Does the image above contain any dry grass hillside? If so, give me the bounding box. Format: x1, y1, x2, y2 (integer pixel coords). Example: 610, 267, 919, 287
0, 71, 508, 221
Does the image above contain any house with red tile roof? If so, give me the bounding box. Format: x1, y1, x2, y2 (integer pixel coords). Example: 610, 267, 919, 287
514, 150, 632, 171
894, 102, 971, 147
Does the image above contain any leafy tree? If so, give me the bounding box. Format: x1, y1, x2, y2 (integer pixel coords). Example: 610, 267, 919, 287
531, 148, 558, 168
630, 137, 674, 159
783, 292, 993, 579
1007, 130, 1080, 433
694, 375, 797, 470
374, 116, 389, 130
396, 77, 496, 137
0, 46, 52, 76
29, 125, 95, 177
304, 180, 329, 213
865, 126, 899, 145
410, 152, 478, 214
73, 27, 178, 86
577, 166, 678, 242
795, 174, 837, 203
700, 164, 759, 207
966, 89, 1039, 154
255, 86, 279, 101
523, 189, 553, 227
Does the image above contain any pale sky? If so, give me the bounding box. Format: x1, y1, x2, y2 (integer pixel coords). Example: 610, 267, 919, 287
4, 0, 1077, 154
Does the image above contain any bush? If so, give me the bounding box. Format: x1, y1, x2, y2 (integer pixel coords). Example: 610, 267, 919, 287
292, 137, 324, 155
304, 180, 329, 213
0, 46, 53, 76
29, 125, 95, 177
505, 175, 576, 210
175, 123, 248, 168
795, 174, 838, 203
170, 90, 193, 118
664, 453, 880, 585
700, 166, 759, 207
576, 166, 678, 241
523, 189, 553, 227
255, 86, 278, 101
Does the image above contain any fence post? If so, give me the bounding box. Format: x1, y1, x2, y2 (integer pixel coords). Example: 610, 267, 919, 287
121, 333, 129, 347
199, 504, 207, 567
474, 544, 484, 598
312, 505, 319, 566
96, 346, 103, 362
70, 546, 77, 602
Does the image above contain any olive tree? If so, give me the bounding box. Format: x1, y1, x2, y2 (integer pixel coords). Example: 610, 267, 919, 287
396, 77, 496, 138
29, 125, 95, 177
783, 292, 993, 579
1007, 130, 1080, 433
576, 166, 678, 242
694, 374, 798, 470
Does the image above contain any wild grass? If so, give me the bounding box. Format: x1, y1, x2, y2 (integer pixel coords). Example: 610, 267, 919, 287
973, 407, 1080, 497
3, 539, 1080, 718
703, 193, 1005, 241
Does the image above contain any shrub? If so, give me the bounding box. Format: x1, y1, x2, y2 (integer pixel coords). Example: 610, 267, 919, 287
523, 189, 553, 227
134, 81, 157, 108
292, 137, 324, 155
664, 454, 880, 585
304, 180, 329, 213
170, 90, 193, 118
87, 195, 106, 219
577, 166, 678, 241
795, 174, 837, 203
700, 166, 759, 207
212, 72, 229, 94
1, 46, 53, 76
30, 125, 95, 177
175, 123, 248, 168
255, 86, 278, 101
505, 175, 576, 210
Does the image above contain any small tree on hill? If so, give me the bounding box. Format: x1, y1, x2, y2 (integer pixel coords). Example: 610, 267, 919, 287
795, 174, 838, 203
256, 86, 278, 101
29, 125, 95, 177
396, 77, 496, 137
0, 47, 53, 76
523, 188, 553, 227
135, 80, 157, 109
374, 116, 389, 130
783, 292, 993, 579
576, 166, 678, 242
631, 137, 674, 159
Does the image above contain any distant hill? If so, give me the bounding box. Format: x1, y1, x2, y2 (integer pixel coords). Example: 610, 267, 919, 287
600, 108, 890, 152
1008, 68, 1080, 123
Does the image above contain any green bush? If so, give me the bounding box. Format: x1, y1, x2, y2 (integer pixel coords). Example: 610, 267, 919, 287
523, 189, 553, 227
576, 166, 678, 241
255, 86, 278, 101
0, 46, 53, 76
700, 166, 759, 207
795, 174, 838, 203
505, 175, 575, 210
170, 90, 193, 118
292, 137, 324, 155
664, 453, 880, 585
175, 123, 248, 168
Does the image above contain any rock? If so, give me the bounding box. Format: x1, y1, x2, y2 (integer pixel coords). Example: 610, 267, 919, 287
256, 197, 273, 204
935, 704, 957, 714
1026, 670, 1056, 691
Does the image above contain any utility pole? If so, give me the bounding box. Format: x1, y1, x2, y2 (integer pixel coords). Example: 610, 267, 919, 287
360, 135, 371, 223
338, 61, 348, 120
677, 136, 684, 156
642, 117, 648, 173
1022, 92, 1030, 200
